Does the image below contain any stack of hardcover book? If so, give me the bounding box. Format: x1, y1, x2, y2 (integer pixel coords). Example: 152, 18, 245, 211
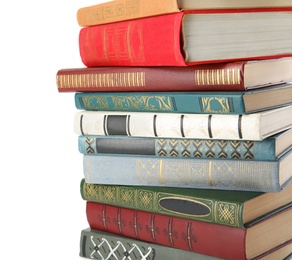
57, 0, 292, 259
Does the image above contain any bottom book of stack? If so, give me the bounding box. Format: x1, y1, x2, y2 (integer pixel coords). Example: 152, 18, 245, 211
79, 227, 292, 260
79, 228, 222, 260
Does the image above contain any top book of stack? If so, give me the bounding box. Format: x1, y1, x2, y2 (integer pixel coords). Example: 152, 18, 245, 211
77, 0, 292, 27
78, 7, 292, 67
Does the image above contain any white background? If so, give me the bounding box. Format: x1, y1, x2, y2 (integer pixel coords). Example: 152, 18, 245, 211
0, 0, 106, 259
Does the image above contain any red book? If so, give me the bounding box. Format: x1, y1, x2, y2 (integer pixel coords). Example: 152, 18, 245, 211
86, 201, 292, 260
79, 9, 292, 67
56, 57, 292, 92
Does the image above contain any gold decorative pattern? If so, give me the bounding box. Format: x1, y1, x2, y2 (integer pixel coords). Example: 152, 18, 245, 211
201, 97, 230, 113
120, 187, 135, 207
81, 181, 244, 227
195, 68, 241, 85
215, 202, 239, 226
112, 96, 173, 111
57, 72, 146, 89
155, 139, 256, 159
138, 190, 155, 211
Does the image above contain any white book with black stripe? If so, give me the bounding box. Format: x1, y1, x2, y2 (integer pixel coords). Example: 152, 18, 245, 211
74, 105, 292, 141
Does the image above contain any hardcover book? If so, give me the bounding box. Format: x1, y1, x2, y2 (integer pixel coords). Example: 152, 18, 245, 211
74, 83, 292, 114
77, 0, 292, 27
82, 149, 292, 192
80, 179, 292, 228
73, 105, 292, 141
78, 128, 292, 160
56, 58, 292, 92
85, 201, 292, 260
79, 9, 292, 67
80, 228, 222, 260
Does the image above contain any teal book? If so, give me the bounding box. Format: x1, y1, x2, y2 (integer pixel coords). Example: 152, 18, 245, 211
74, 83, 292, 114
80, 228, 223, 260
78, 128, 292, 160
82, 149, 292, 192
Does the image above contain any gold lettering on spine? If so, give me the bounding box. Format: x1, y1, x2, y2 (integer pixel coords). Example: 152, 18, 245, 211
103, 28, 108, 61
159, 160, 164, 184
221, 69, 225, 85
210, 70, 214, 85
57, 72, 146, 89
209, 161, 213, 186
194, 69, 241, 86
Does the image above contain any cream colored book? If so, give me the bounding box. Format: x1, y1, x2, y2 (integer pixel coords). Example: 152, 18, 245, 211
74, 105, 292, 141
77, 0, 292, 27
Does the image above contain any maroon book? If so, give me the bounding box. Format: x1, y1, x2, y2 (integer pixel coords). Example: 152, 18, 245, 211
56, 58, 292, 92
86, 201, 292, 260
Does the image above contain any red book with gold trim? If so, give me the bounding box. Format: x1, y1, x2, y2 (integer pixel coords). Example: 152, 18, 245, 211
79, 9, 292, 67
56, 58, 292, 92
86, 201, 292, 260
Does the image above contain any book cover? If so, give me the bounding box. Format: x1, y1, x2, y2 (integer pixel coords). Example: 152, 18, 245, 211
77, 0, 180, 27
85, 201, 292, 260
82, 150, 292, 192
74, 83, 292, 114
80, 179, 292, 228
80, 228, 222, 260
56, 58, 292, 93
78, 128, 292, 160
79, 10, 292, 67
73, 106, 292, 141
77, 0, 292, 27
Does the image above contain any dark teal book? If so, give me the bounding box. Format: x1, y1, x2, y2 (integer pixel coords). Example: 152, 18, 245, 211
80, 228, 223, 260
78, 128, 292, 161
74, 83, 292, 114
82, 148, 292, 192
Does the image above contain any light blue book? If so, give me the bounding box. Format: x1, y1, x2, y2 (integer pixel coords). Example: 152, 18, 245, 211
82, 149, 292, 192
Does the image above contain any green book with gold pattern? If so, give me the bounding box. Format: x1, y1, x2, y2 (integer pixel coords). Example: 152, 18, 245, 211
80, 179, 292, 228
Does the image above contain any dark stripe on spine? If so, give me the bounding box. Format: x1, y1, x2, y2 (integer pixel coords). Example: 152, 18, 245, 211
107, 115, 128, 135
103, 115, 108, 135
238, 115, 243, 139
153, 115, 158, 137
127, 115, 131, 136
180, 115, 185, 137
80, 115, 84, 135
208, 115, 213, 138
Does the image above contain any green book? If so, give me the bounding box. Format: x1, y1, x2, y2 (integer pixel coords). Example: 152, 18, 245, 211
80, 179, 292, 228
78, 128, 292, 160
80, 228, 222, 260
75, 83, 292, 114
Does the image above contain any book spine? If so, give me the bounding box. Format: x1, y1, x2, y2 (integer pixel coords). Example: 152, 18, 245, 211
80, 178, 247, 228
74, 92, 246, 114
82, 155, 281, 192
78, 136, 277, 160
73, 111, 263, 140
80, 228, 222, 260
79, 13, 187, 67
77, 0, 180, 27
86, 202, 247, 260
56, 63, 246, 92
